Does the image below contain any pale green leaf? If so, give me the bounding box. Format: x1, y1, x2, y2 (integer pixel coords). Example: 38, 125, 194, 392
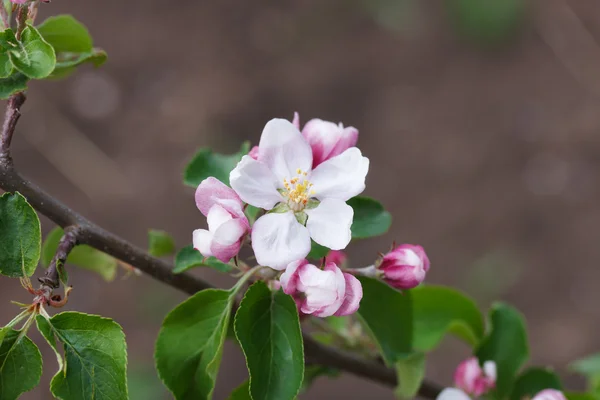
7, 25, 56, 79
37, 15, 93, 53
184, 142, 250, 188
41, 227, 118, 282
173, 245, 233, 274
148, 229, 176, 257
394, 352, 426, 399
0, 192, 41, 278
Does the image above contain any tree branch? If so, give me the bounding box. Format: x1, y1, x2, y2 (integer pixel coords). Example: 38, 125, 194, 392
0, 98, 442, 399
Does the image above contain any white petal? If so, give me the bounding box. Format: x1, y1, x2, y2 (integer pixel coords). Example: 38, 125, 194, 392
213, 218, 247, 246
483, 361, 497, 381
257, 119, 313, 181
193, 229, 213, 257
230, 155, 282, 210
206, 204, 232, 232
251, 212, 311, 270
305, 198, 353, 250
310, 147, 369, 201
436, 388, 472, 400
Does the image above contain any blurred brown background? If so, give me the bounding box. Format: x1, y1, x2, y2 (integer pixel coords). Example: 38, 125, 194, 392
2, 0, 600, 398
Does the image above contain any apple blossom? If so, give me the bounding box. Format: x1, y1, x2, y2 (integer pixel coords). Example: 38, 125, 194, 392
192, 177, 250, 263
378, 244, 430, 289
454, 357, 496, 397
280, 260, 363, 317
230, 118, 369, 269
301, 117, 359, 168
532, 390, 567, 400
436, 358, 496, 400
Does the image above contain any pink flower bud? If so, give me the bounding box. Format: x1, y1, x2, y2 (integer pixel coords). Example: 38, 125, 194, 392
193, 177, 249, 262
454, 357, 496, 397
378, 244, 429, 289
301, 118, 358, 168
10, 0, 28, 4
532, 390, 567, 400
280, 260, 362, 317
325, 250, 347, 267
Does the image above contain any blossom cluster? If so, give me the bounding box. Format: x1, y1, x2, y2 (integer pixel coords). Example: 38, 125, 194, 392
438, 357, 567, 400
192, 113, 429, 317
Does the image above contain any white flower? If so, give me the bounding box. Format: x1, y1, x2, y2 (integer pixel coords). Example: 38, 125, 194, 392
230, 118, 369, 269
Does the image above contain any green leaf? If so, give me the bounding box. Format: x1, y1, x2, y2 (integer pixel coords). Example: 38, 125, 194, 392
36, 15, 106, 79
41, 227, 118, 282
228, 380, 251, 400
357, 277, 412, 364
476, 303, 529, 399
7, 25, 56, 79
37, 15, 93, 53
411, 285, 485, 351
35, 315, 63, 373
567, 393, 600, 400
0, 50, 11, 78
173, 245, 233, 274
394, 352, 426, 399
156, 289, 233, 400
302, 365, 340, 393
51, 49, 107, 78
307, 241, 330, 260
570, 353, 600, 392
41, 312, 128, 400
0, 72, 27, 99
0, 329, 43, 400
0, 192, 41, 278
234, 281, 304, 400
184, 142, 250, 188
510, 367, 562, 400
347, 196, 392, 239
148, 229, 176, 257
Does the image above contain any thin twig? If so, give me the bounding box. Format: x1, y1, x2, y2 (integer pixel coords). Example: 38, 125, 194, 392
0, 2, 9, 30
14, 5, 28, 40
39, 226, 79, 289
0, 99, 442, 399
0, 93, 26, 162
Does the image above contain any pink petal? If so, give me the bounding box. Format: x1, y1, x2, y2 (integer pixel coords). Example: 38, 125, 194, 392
280, 259, 307, 295
310, 262, 346, 317
292, 112, 300, 130
334, 272, 363, 316
195, 177, 242, 216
